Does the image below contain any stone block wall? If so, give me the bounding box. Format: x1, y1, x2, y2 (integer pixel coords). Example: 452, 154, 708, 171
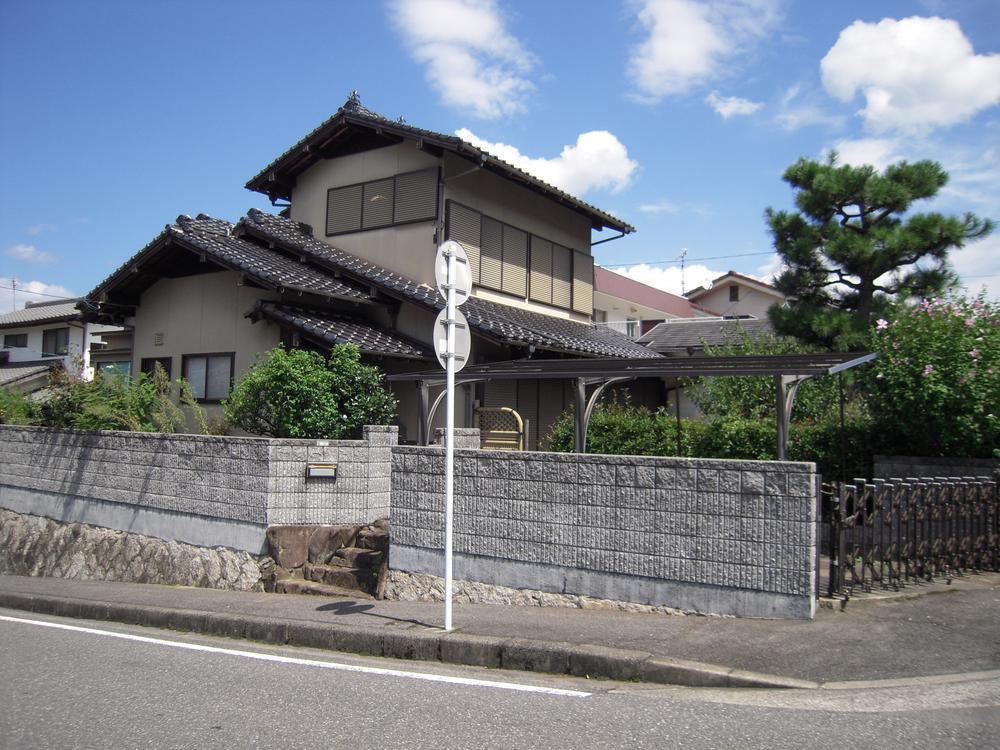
0, 425, 397, 552
390, 447, 818, 619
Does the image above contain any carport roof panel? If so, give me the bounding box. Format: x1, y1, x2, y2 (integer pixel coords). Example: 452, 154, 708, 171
386, 352, 879, 383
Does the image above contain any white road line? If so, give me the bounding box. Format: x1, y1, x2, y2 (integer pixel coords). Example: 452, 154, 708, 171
0, 613, 591, 698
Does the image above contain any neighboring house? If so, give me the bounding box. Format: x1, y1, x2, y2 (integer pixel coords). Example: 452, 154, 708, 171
592, 266, 710, 339
637, 317, 775, 357
0, 299, 126, 391
636, 317, 776, 419
82, 94, 657, 447
685, 270, 788, 319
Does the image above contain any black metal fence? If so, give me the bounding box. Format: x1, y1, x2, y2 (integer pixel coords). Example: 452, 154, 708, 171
823, 474, 1000, 599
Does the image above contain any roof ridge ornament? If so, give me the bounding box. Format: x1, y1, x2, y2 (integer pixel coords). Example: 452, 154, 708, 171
344, 90, 362, 111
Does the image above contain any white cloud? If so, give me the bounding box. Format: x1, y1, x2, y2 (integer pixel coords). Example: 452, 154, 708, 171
627, 0, 782, 102
828, 137, 902, 171
455, 128, 638, 195
705, 91, 763, 118
951, 234, 1000, 301
754, 253, 785, 284
639, 199, 680, 214
774, 83, 845, 131
25, 223, 57, 236
615, 262, 723, 296
821, 16, 1000, 133
0, 277, 76, 314
388, 0, 535, 119
5, 244, 56, 264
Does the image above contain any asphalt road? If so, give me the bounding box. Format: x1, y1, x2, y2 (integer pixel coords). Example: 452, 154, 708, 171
1, 608, 997, 749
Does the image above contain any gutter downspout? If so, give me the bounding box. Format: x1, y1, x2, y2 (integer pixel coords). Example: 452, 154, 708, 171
591, 230, 628, 248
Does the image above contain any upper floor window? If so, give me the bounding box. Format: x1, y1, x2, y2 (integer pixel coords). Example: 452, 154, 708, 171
3, 333, 27, 348
445, 200, 593, 315
729, 285, 739, 302
42, 327, 69, 356
326, 168, 438, 236
182, 353, 234, 402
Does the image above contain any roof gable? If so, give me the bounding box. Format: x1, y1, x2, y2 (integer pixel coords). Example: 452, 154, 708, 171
245, 93, 633, 234
685, 270, 786, 301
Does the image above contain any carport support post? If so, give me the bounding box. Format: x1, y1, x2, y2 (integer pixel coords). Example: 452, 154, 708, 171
775, 374, 788, 460
416, 381, 430, 446
573, 377, 587, 453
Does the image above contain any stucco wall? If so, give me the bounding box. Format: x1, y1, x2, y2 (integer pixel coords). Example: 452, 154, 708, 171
693, 284, 781, 319
0, 425, 397, 552
390, 446, 818, 618
130, 270, 281, 388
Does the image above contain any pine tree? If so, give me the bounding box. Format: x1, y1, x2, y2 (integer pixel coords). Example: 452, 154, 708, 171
765, 155, 993, 349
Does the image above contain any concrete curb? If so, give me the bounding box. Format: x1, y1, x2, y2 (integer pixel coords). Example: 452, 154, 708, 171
0, 590, 813, 689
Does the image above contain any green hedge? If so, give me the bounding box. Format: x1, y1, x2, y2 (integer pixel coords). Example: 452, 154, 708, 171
548, 403, 872, 480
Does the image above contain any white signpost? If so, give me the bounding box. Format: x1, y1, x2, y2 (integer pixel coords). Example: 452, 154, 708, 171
433, 240, 471, 632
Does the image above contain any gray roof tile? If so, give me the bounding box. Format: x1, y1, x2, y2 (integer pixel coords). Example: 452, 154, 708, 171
254, 302, 432, 360
0, 301, 80, 329
238, 210, 660, 360
637, 318, 775, 353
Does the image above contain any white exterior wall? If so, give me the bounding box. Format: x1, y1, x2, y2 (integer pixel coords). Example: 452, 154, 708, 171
0, 322, 116, 378
693, 283, 783, 319
130, 271, 281, 392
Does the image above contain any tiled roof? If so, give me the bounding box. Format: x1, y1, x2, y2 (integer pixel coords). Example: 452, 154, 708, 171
253, 302, 431, 360
238, 210, 660, 360
0, 301, 80, 329
244, 93, 633, 234
0, 364, 52, 387
637, 318, 775, 354
86, 214, 373, 305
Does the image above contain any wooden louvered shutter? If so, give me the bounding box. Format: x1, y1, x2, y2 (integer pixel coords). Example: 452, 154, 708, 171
394, 168, 438, 223
529, 236, 553, 304
484, 379, 516, 408
480, 216, 503, 291
501, 226, 528, 297
516, 379, 539, 450
552, 244, 573, 309
446, 201, 481, 284
326, 184, 363, 235
572, 251, 594, 314
536, 380, 566, 450
362, 178, 395, 229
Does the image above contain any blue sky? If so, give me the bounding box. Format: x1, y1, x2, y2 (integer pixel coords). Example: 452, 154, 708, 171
1, 0, 998, 313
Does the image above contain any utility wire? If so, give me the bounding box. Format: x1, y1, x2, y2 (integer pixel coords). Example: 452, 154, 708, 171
601, 250, 775, 269
0, 283, 77, 301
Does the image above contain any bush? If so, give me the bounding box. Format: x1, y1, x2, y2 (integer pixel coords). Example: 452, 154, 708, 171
788, 415, 874, 481
36, 364, 205, 433
0, 388, 39, 425
866, 294, 999, 458
223, 345, 397, 439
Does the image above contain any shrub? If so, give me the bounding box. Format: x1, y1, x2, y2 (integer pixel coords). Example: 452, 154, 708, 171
788, 414, 874, 481
866, 294, 999, 458
223, 345, 397, 439
0, 388, 39, 425
37, 364, 205, 433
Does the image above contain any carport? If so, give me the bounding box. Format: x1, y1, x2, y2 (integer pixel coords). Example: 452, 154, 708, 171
387, 352, 878, 460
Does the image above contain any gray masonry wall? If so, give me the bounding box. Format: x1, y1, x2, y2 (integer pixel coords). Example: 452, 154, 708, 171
874, 455, 999, 480
390, 446, 818, 619
0, 425, 396, 552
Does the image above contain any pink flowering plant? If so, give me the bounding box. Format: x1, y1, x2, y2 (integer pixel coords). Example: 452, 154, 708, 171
868, 293, 999, 457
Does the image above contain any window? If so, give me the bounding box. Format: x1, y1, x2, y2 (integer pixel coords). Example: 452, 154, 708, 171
42, 327, 70, 356
445, 200, 591, 313
182, 353, 234, 402
3, 333, 27, 348
729, 285, 739, 302
140, 357, 172, 379
326, 168, 438, 236
625, 319, 639, 339
97, 361, 131, 378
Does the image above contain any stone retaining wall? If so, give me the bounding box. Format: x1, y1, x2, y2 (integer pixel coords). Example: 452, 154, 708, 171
390, 446, 818, 619
0, 425, 397, 552
0, 508, 264, 590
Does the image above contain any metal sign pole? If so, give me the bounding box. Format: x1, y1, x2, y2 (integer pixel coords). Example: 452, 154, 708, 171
444, 248, 456, 632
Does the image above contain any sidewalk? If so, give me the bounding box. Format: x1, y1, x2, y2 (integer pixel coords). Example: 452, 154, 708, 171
1, 572, 998, 688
